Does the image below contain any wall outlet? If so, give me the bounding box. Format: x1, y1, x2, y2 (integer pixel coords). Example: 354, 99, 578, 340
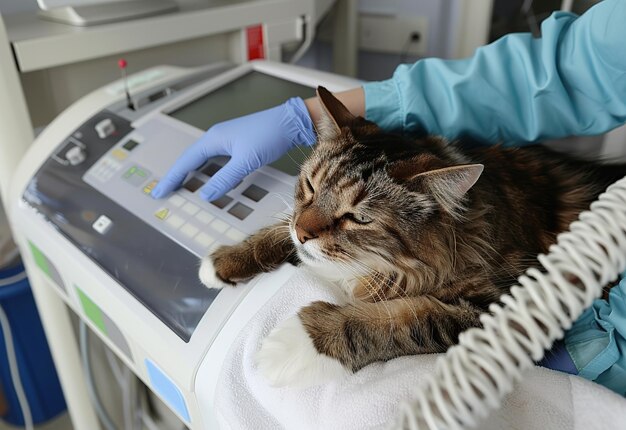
359, 13, 428, 57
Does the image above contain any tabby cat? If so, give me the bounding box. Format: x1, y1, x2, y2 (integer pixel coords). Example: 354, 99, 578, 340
200, 87, 626, 387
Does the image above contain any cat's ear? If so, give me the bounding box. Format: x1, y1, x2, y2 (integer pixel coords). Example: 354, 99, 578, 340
393, 162, 484, 215
316, 86, 356, 140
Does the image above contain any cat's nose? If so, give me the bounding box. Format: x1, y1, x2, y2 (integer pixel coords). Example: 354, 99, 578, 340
295, 224, 317, 244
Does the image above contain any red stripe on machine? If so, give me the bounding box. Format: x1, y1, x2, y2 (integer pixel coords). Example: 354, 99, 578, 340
246, 25, 266, 60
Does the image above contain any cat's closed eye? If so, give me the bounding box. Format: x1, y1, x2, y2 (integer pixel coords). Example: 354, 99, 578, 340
343, 212, 373, 225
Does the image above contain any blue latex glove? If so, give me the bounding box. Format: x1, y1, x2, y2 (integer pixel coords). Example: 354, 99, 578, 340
151, 97, 316, 201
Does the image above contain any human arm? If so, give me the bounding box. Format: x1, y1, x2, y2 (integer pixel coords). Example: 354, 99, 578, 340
303, 87, 364, 124
364, 0, 626, 144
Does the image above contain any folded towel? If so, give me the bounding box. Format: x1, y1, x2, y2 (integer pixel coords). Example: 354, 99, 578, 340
215, 269, 626, 429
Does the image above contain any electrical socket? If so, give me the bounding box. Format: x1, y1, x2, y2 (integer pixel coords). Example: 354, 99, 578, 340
359, 13, 428, 57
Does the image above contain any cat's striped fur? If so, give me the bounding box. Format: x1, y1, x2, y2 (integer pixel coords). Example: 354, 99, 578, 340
203, 87, 626, 382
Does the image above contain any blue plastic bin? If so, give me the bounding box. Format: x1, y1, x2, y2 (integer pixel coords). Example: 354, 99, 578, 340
0, 262, 66, 426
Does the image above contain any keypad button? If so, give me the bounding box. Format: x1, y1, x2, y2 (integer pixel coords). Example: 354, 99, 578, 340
167, 194, 185, 207
166, 214, 185, 229
195, 211, 214, 225
123, 139, 140, 151
182, 202, 200, 216
180, 223, 199, 238
122, 165, 151, 187
201, 163, 222, 177
225, 228, 247, 242
111, 148, 128, 161
211, 195, 233, 209
227, 202, 253, 220
183, 177, 205, 193
92, 215, 113, 234
241, 184, 268, 202
154, 207, 170, 220
194, 232, 216, 247
210, 218, 229, 234
143, 180, 158, 195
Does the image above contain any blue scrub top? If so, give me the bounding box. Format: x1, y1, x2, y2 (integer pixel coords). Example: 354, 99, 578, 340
363, 0, 626, 145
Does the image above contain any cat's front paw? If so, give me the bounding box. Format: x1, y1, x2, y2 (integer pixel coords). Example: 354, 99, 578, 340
198, 254, 233, 289
256, 316, 349, 387
199, 244, 260, 289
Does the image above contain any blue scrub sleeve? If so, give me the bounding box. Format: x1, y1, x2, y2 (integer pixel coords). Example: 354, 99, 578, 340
364, 0, 626, 144
563, 275, 626, 396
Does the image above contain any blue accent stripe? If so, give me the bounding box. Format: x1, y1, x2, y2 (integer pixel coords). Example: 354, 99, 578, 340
145, 359, 190, 423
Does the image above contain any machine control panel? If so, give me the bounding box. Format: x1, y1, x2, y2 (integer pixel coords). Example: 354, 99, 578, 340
83, 117, 298, 257
22, 68, 316, 342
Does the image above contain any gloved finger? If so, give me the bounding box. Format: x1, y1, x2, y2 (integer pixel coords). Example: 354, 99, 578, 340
152, 138, 224, 198
198, 159, 250, 201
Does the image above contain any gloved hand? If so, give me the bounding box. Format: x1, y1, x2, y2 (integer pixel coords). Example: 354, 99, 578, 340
151, 97, 316, 201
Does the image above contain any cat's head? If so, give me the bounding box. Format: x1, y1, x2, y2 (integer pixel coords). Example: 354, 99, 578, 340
289, 87, 483, 278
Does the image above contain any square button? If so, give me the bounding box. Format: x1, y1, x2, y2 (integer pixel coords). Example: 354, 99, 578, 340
201, 163, 222, 177
123, 139, 140, 151
167, 194, 185, 207
227, 202, 253, 220
180, 223, 199, 238
241, 184, 268, 202
166, 214, 185, 229
211, 195, 233, 209
182, 202, 200, 216
225, 228, 247, 242
195, 211, 214, 225
194, 232, 215, 248
92, 215, 112, 234
183, 177, 205, 193
210, 218, 229, 234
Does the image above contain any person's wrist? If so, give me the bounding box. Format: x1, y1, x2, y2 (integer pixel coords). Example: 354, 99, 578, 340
285, 97, 316, 147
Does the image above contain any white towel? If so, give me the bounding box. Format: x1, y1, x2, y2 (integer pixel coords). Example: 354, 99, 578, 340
215, 270, 626, 430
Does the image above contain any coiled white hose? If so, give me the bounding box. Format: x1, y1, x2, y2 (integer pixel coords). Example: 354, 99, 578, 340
393, 176, 626, 430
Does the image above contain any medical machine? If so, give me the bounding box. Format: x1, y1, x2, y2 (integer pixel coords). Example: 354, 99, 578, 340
8, 60, 360, 428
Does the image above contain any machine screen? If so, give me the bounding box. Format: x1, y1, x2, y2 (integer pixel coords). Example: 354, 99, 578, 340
169, 71, 314, 130
168, 72, 315, 176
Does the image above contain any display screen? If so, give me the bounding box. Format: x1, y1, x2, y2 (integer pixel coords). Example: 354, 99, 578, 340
168, 72, 315, 176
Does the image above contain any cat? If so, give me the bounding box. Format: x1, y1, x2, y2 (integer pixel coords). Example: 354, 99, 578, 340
199, 86, 626, 387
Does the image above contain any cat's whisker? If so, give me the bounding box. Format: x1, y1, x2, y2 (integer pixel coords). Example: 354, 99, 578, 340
336, 252, 413, 326
268, 193, 294, 212
286, 141, 310, 166
335, 258, 388, 306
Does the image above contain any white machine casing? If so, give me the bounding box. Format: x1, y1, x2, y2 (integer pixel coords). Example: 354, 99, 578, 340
9, 61, 359, 428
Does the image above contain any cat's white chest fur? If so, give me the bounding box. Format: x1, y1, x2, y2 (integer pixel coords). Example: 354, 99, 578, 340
301, 265, 361, 303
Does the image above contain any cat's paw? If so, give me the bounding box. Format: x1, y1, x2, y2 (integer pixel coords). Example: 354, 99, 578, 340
199, 244, 260, 289
256, 316, 349, 387
198, 255, 232, 289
